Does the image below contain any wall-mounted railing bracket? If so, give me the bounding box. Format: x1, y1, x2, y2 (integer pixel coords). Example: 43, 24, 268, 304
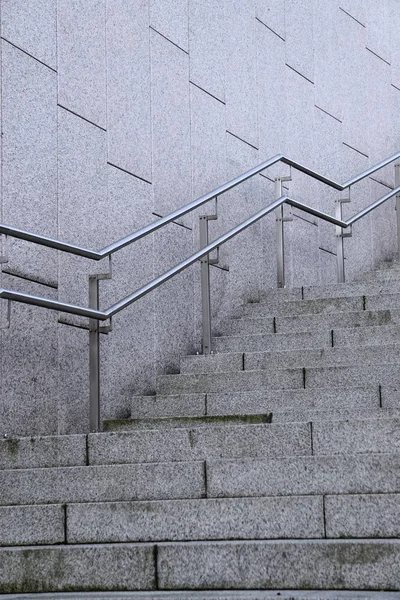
335, 195, 351, 283
275, 176, 292, 288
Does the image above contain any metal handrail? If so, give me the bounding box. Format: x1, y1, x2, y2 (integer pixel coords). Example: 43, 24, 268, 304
1, 151, 400, 260
2, 151, 400, 432
2, 185, 400, 321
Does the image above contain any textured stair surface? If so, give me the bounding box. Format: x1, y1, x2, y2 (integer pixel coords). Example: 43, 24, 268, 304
3, 264, 400, 593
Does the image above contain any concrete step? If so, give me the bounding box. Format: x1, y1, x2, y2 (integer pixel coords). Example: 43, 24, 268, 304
88, 422, 311, 466
131, 386, 387, 419
223, 308, 399, 336
305, 363, 400, 389
312, 417, 400, 455
0, 434, 87, 471
333, 324, 400, 347
207, 453, 400, 497
243, 296, 363, 318
157, 369, 304, 395
0, 543, 155, 594
213, 330, 331, 353
104, 414, 272, 432
325, 493, 400, 538
156, 539, 400, 590
180, 344, 400, 374
0, 461, 206, 506
3, 539, 399, 593
66, 492, 400, 544
272, 407, 400, 424
66, 495, 324, 543
301, 280, 400, 300
91, 418, 400, 466
2, 592, 400, 600
0, 504, 65, 547
131, 393, 207, 418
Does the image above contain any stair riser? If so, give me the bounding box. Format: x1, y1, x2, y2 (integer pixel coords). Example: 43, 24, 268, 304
242, 296, 363, 318
223, 309, 399, 336
208, 454, 400, 498
67, 496, 324, 543
88, 423, 312, 466
0, 463, 205, 506
214, 331, 331, 353
181, 346, 400, 374
0, 505, 64, 547
0, 435, 86, 471
157, 539, 400, 590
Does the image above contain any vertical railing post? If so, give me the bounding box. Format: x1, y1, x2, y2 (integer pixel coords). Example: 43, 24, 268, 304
335, 200, 345, 283
395, 163, 400, 260
199, 215, 212, 355
275, 177, 285, 288
88, 275, 101, 432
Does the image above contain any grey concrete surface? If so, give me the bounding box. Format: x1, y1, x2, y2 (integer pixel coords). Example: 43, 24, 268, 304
0, 504, 64, 546
213, 330, 331, 353
0, 462, 205, 505
88, 422, 311, 465
157, 539, 400, 590
67, 495, 324, 543
0, 434, 86, 470
0, 543, 155, 594
312, 418, 400, 455
325, 494, 400, 538
1, 0, 400, 444
207, 453, 400, 498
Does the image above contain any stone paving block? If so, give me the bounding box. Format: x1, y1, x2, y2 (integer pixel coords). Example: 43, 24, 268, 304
275, 309, 400, 334
333, 324, 400, 347
156, 368, 304, 396
89, 422, 311, 465
0, 504, 64, 546
150, 0, 189, 51
306, 364, 400, 389
0, 462, 205, 505
245, 345, 400, 372
1, 0, 57, 69
58, 0, 106, 128
0, 434, 86, 470
207, 387, 380, 416
106, 0, 151, 181
247, 296, 363, 317
272, 408, 400, 424
189, 0, 225, 101
0, 544, 155, 593
1, 41, 57, 286
325, 493, 400, 538
207, 454, 400, 498
131, 394, 206, 419
180, 353, 243, 374
312, 418, 400, 455
67, 495, 324, 543
214, 330, 331, 353
157, 539, 400, 590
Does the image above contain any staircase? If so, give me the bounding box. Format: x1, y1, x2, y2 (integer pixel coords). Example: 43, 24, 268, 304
1, 262, 400, 596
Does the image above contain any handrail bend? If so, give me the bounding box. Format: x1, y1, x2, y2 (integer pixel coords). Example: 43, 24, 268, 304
1, 151, 399, 260
2, 150, 400, 432
2, 184, 400, 321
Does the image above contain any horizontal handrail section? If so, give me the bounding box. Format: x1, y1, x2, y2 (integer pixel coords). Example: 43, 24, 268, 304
2, 184, 400, 321
1, 151, 400, 261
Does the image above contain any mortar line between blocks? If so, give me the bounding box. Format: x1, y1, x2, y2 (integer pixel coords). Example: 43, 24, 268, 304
310, 421, 314, 456
85, 435, 90, 466
322, 495, 327, 539
154, 544, 159, 590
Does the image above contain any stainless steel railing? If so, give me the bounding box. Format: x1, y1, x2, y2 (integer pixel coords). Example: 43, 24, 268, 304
1, 151, 400, 431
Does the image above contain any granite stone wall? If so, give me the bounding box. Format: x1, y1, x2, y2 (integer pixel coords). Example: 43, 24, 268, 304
1, 0, 400, 436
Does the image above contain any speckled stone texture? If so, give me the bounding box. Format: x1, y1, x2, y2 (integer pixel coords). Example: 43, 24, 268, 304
0, 504, 64, 546
0, 434, 86, 470
0, 462, 205, 505
157, 539, 400, 590
0, 544, 156, 594
66, 495, 324, 543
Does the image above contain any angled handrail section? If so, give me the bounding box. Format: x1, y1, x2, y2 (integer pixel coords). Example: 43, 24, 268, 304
1, 151, 400, 260
1, 150, 400, 432
1, 185, 400, 320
